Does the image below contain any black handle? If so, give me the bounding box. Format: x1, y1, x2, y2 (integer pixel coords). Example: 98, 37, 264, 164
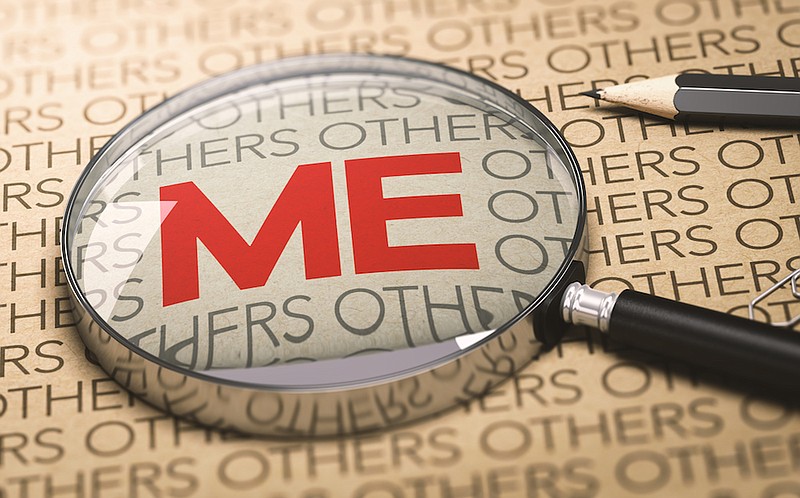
610, 290, 800, 391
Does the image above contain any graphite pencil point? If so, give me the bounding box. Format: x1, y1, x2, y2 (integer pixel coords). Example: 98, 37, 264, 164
580, 90, 602, 99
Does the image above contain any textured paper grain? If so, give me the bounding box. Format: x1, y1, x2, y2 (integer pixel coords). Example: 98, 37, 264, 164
2, 0, 800, 496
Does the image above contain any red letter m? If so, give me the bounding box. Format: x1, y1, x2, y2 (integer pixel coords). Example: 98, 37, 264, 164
159, 162, 341, 306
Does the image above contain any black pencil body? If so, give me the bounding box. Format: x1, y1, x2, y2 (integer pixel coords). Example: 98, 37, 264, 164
675, 74, 800, 121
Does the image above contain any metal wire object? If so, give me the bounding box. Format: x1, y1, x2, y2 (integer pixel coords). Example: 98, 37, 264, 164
749, 269, 800, 328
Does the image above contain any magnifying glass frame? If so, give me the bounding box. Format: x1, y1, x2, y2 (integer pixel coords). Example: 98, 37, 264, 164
61, 54, 588, 436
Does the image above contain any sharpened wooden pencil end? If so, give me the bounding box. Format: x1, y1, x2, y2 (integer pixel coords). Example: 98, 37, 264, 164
580, 75, 680, 120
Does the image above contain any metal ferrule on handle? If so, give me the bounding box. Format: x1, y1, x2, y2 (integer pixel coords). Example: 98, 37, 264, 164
561, 283, 618, 333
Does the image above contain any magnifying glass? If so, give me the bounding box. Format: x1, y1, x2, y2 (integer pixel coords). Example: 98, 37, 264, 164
62, 54, 800, 437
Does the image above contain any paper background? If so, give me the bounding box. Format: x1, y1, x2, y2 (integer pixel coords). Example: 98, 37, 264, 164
2, 0, 800, 496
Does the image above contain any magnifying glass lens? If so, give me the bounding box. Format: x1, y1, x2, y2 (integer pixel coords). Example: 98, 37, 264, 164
64, 56, 584, 429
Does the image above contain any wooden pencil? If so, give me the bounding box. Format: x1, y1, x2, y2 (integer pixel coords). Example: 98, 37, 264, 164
581, 73, 800, 121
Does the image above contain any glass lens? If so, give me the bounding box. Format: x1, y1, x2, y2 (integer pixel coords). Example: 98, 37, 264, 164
66, 56, 581, 376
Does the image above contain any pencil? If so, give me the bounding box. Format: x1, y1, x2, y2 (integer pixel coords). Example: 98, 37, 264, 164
581, 74, 800, 121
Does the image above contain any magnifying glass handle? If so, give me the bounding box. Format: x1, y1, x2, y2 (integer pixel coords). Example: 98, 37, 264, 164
562, 283, 800, 391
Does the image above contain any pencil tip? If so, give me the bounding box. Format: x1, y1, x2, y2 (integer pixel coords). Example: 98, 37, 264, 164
580, 89, 602, 99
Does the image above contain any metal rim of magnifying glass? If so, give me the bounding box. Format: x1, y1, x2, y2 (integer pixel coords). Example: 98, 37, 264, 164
61, 53, 588, 437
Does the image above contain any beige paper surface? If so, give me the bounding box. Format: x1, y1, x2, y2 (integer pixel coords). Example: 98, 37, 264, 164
2, 0, 800, 496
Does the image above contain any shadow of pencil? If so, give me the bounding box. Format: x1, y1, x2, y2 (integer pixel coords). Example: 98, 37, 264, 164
578, 104, 800, 132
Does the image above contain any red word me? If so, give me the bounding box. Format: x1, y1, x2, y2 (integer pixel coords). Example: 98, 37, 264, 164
159, 152, 480, 306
